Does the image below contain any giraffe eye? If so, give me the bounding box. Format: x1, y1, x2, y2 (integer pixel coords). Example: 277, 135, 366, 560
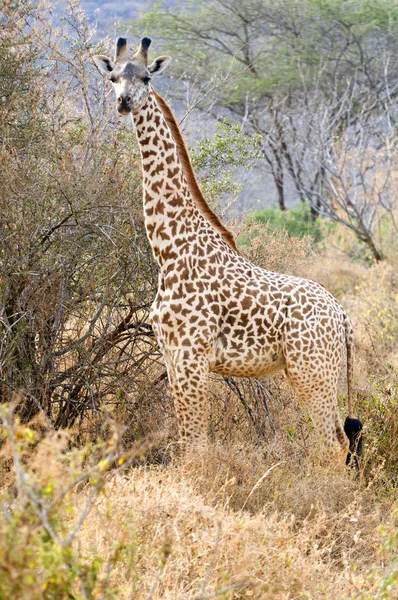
143, 76, 151, 85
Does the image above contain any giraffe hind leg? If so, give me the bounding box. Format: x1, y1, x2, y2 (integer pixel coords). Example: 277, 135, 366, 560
293, 385, 348, 456
335, 413, 347, 448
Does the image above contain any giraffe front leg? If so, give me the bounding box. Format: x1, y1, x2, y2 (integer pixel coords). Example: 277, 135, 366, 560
166, 349, 210, 447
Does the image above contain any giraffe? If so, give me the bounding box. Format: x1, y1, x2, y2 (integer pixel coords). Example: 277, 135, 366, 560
93, 37, 362, 461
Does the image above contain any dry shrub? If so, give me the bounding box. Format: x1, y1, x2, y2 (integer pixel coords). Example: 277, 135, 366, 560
346, 263, 398, 375
308, 245, 398, 381
308, 249, 368, 300
357, 372, 398, 490
239, 223, 315, 276
0, 0, 162, 430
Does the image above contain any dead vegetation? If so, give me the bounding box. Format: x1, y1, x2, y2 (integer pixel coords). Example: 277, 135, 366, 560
1, 402, 397, 599
1, 230, 398, 598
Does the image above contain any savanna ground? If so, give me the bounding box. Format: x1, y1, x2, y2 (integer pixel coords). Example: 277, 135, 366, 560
2, 223, 398, 600
1, 1, 398, 598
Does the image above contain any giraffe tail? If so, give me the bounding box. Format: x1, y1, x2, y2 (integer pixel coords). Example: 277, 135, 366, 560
343, 314, 363, 467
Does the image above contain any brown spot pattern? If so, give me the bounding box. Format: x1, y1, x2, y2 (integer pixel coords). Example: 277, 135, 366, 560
132, 91, 354, 454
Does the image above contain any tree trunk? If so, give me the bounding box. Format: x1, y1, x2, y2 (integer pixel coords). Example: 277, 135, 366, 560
275, 170, 285, 211
364, 234, 383, 262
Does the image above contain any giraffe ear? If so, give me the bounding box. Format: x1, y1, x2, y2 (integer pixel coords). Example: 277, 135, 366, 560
148, 56, 172, 75
93, 55, 115, 75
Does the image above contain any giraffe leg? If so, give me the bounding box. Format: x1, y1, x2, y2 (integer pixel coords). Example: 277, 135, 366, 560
166, 349, 210, 446
335, 412, 347, 448
292, 384, 348, 455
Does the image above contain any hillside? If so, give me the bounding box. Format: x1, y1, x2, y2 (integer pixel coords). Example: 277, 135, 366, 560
82, 0, 141, 36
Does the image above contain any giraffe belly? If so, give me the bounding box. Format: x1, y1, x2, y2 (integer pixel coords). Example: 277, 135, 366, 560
210, 337, 286, 378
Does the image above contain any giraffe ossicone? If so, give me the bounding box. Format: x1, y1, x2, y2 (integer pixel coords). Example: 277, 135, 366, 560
94, 37, 362, 462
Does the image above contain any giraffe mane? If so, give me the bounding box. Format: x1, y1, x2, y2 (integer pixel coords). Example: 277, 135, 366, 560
152, 89, 241, 255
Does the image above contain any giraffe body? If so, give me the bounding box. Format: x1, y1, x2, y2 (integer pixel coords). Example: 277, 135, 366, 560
150, 245, 349, 450
94, 38, 360, 457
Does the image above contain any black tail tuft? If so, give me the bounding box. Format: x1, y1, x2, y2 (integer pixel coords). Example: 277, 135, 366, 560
344, 416, 363, 468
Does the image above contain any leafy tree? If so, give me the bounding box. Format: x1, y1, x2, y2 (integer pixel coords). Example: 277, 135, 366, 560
138, 0, 398, 103
191, 119, 262, 204
136, 0, 398, 260
241, 203, 327, 242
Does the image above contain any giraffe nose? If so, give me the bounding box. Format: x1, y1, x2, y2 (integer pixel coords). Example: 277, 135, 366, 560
118, 95, 132, 104
117, 94, 133, 114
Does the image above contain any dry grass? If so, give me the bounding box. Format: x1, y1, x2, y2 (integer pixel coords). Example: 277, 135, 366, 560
2, 403, 397, 599
71, 446, 393, 600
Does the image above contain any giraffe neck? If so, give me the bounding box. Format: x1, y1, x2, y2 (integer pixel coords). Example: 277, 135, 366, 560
133, 92, 205, 269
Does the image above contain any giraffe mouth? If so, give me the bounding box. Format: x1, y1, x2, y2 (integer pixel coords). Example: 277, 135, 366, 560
118, 105, 132, 116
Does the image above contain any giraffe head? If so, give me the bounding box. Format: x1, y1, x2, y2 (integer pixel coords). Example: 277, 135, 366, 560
93, 37, 171, 115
